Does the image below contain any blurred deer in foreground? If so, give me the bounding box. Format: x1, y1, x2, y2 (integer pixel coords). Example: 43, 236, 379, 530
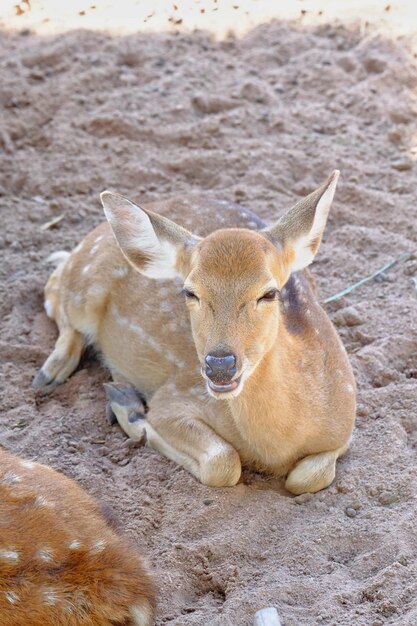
0, 447, 156, 626
34, 171, 356, 494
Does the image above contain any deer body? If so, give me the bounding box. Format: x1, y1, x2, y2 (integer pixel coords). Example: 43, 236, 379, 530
0, 447, 156, 626
34, 174, 356, 493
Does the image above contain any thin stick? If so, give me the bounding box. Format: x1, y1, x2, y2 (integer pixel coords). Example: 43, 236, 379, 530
323, 251, 414, 304
254, 607, 282, 626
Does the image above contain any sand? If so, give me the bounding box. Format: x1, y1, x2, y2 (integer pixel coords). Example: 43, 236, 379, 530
0, 2, 416, 625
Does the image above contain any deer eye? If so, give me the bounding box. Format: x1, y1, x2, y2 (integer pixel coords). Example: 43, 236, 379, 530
182, 288, 199, 301
257, 289, 278, 303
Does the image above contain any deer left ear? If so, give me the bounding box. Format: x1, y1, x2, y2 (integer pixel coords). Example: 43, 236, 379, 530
263, 170, 340, 273
100, 191, 201, 280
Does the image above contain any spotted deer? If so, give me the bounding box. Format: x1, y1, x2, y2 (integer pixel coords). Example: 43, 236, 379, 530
34, 171, 356, 494
0, 447, 156, 626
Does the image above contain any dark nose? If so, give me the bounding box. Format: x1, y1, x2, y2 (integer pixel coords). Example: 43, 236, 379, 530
205, 352, 237, 382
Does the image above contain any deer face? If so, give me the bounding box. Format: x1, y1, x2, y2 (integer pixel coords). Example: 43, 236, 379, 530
183, 230, 285, 398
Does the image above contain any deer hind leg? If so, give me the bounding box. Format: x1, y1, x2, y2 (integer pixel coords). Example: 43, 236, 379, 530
285, 443, 349, 495
111, 379, 242, 487
33, 263, 85, 394
33, 326, 85, 395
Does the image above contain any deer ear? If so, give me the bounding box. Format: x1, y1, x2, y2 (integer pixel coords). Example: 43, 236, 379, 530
263, 170, 339, 273
101, 191, 200, 279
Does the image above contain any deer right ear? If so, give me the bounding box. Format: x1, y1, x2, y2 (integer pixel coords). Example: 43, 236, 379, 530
263, 170, 339, 274
101, 191, 200, 279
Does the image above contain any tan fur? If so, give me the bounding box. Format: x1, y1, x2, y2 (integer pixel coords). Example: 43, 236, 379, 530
34, 173, 356, 493
0, 447, 156, 626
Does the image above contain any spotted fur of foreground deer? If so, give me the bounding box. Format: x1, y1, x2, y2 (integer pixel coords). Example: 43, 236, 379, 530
34, 170, 356, 494
0, 447, 156, 626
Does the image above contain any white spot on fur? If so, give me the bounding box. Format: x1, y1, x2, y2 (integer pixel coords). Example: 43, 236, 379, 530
130, 602, 154, 626
20, 460, 36, 469
44, 299, 53, 318
68, 540, 82, 550
43, 588, 58, 606
90, 245, 99, 255
0, 549, 19, 561
1, 472, 21, 485
95, 235, 104, 243
5, 591, 20, 604
90, 539, 106, 553
111, 303, 178, 363
114, 266, 128, 278
88, 284, 106, 297
159, 301, 172, 313
344, 383, 354, 393
82, 264, 91, 275
35, 495, 54, 508
38, 548, 54, 563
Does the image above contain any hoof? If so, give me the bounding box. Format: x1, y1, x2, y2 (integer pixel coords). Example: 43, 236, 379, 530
32, 368, 49, 391
33, 368, 59, 398
103, 382, 145, 410
103, 382, 147, 437
32, 368, 50, 391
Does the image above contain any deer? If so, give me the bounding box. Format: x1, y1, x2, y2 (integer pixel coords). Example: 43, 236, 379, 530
0, 446, 156, 626
33, 170, 356, 494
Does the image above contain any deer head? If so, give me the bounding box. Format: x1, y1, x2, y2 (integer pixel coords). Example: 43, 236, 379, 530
101, 171, 339, 399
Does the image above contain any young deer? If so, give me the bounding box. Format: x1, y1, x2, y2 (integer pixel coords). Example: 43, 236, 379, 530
34, 171, 356, 494
0, 447, 156, 626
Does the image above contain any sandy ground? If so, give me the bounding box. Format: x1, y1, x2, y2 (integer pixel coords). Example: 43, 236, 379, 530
1, 1, 417, 625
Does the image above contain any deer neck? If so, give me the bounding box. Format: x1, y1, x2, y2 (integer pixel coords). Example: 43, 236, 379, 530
227, 321, 303, 433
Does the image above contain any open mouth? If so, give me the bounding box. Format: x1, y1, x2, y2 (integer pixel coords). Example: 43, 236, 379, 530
207, 375, 242, 394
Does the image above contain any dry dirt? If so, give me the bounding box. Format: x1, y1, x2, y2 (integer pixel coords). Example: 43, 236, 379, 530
1, 4, 417, 626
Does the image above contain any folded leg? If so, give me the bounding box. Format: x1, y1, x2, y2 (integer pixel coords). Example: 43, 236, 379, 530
111, 378, 241, 487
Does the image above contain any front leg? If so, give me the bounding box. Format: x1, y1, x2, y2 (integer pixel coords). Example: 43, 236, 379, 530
110, 379, 241, 487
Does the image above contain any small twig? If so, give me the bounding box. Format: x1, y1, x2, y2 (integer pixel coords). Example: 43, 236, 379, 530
254, 607, 282, 626
323, 251, 414, 304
